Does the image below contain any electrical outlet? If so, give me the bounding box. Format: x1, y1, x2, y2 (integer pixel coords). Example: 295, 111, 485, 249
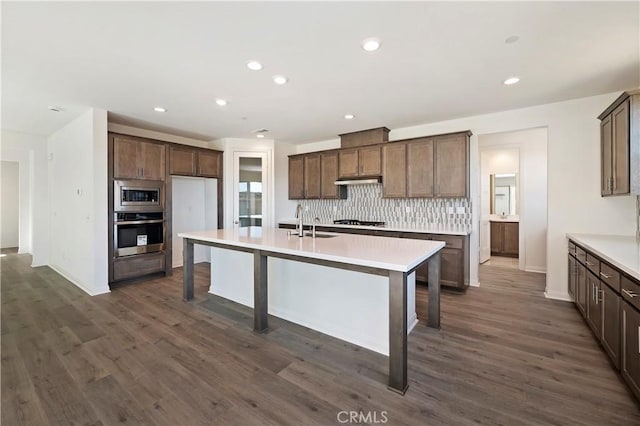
305, 206, 309, 211
456, 207, 466, 215
405, 207, 411, 213
333, 206, 338, 213
447, 207, 454, 214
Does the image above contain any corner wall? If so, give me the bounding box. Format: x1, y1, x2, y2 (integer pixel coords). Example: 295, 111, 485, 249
47, 108, 109, 295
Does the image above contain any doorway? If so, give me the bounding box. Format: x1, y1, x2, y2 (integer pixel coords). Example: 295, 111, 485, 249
1, 161, 19, 252
478, 128, 548, 274
233, 153, 268, 228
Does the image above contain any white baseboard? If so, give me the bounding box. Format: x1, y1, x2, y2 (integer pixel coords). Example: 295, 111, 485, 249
525, 266, 547, 274
469, 280, 480, 287
49, 264, 111, 296
544, 290, 573, 302
408, 313, 419, 333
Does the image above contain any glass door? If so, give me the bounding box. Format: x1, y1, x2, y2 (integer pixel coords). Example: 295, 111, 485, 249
233, 153, 267, 228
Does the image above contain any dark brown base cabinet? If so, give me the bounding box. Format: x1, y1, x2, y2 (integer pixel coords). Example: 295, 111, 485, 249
279, 224, 469, 291
490, 221, 519, 257
568, 239, 638, 401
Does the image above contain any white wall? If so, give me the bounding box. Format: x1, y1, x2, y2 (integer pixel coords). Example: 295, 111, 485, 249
1, 161, 20, 248
290, 92, 637, 301
47, 108, 109, 295
0, 130, 49, 265
480, 128, 548, 273
172, 176, 217, 267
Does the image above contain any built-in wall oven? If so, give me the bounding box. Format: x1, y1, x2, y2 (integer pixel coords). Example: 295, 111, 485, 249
113, 212, 165, 257
114, 180, 164, 212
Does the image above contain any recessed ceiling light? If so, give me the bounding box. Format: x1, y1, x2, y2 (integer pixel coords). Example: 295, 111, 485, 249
153, 107, 167, 112
273, 75, 288, 85
247, 60, 263, 71
505, 35, 519, 44
361, 37, 381, 52
256, 134, 265, 138
215, 99, 228, 106
344, 114, 355, 120
48, 105, 63, 112
503, 77, 520, 86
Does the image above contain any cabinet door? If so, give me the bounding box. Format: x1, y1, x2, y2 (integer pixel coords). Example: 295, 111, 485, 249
576, 263, 587, 316
601, 283, 620, 368
339, 149, 359, 178
197, 151, 221, 178
289, 156, 305, 199
113, 136, 140, 179
503, 222, 519, 256
304, 154, 321, 199
170, 147, 196, 176
382, 143, 406, 198
601, 115, 613, 196
490, 222, 503, 254
440, 248, 463, 289
586, 273, 602, 337
407, 139, 434, 198
139, 141, 166, 181
622, 302, 640, 401
568, 256, 576, 300
320, 152, 345, 199
611, 100, 630, 195
358, 146, 381, 176
434, 134, 467, 197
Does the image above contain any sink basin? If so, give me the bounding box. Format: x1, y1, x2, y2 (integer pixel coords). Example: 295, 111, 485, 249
304, 233, 338, 239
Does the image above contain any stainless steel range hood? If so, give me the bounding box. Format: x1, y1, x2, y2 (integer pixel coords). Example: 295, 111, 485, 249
334, 176, 382, 185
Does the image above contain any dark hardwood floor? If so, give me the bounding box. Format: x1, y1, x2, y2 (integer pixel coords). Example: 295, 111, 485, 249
2, 253, 638, 425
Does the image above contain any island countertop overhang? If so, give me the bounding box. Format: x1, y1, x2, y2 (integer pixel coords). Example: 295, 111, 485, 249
178, 227, 445, 273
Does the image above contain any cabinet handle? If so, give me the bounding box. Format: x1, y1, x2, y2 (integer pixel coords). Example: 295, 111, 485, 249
622, 288, 638, 298
141, 168, 144, 177
599, 272, 611, 279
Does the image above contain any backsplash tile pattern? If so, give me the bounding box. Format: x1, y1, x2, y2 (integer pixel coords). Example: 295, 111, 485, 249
298, 184, 471, 232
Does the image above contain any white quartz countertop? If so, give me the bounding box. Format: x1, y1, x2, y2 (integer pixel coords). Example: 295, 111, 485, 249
567, 233, 640, 281
489, 215, 519, 223
179, 227, 445, 273
278, 219, 470, 236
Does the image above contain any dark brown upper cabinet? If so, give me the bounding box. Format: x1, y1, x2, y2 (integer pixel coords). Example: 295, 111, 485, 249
304, 154, 321, 199
382, 143, 407, 198
407, 138, 434, 198
339, 146, 381, 178
289, 155, 305, 199
169, 146, 222, 178
434, 133, 468, 197
113, 134, 166, 181
321, 152, 347, 199
599, 90, 640, 196
197, 150, 221, 178
170, 146, 197, 176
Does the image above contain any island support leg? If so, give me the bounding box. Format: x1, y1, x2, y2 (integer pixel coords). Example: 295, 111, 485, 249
388, 270, 408, 394
427, 252, 441, 329
183, 238, 194, 301
253, 250, 268, 333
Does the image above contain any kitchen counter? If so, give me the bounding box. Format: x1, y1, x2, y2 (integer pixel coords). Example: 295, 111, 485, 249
489, 214, 519, 223
566, 233, 640, 281
179, 227, 444, 272
278, 219, 470, 236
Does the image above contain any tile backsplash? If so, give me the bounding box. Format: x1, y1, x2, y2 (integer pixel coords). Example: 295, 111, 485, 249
297, 184, 471, 232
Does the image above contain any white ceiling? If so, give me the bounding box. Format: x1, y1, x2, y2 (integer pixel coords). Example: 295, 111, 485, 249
2, 1, 638, 144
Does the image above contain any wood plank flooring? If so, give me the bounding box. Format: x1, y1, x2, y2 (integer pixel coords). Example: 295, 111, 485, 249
2, 253, 638, 425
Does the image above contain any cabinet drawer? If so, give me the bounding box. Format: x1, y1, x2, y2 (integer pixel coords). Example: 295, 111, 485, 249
586, 253, 600, 275
576, 247, 587, 264
113, 252, 165, 281
622, 275, 640, 311
599, 263, 621, 293
430, 234, 463, 249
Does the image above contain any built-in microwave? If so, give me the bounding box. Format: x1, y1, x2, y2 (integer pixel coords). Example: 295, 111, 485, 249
114, 180, 164, 212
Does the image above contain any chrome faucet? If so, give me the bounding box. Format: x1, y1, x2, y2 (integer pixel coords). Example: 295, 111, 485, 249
295, 203, 304, 237
312, 217, 320, 238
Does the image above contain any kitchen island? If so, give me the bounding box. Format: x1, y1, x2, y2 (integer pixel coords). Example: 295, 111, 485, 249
179, 226, 444, 394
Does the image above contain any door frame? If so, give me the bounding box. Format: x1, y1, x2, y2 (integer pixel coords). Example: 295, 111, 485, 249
232, 151, 271, 228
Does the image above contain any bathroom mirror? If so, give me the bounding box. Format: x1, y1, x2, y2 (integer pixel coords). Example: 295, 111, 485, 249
490, 173, 517, 216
